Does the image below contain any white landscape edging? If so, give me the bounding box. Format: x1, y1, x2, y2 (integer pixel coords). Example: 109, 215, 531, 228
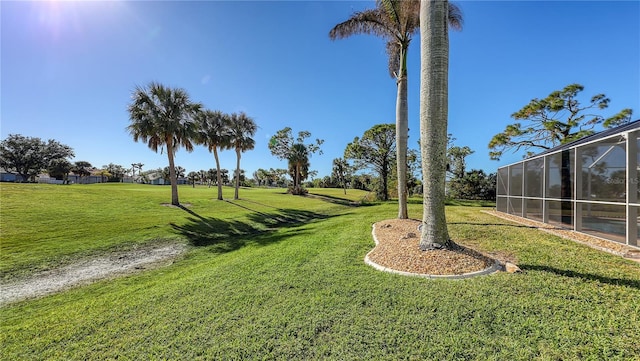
365, 224, 501, 280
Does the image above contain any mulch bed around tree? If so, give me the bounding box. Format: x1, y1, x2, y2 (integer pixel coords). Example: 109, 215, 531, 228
368, 219, 495, 276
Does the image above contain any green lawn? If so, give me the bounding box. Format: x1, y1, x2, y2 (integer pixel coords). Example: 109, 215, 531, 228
0, 183, 366, 280
1, 183, 639, 360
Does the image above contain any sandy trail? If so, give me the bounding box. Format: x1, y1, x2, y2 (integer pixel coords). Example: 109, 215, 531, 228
1, 243, 187, 306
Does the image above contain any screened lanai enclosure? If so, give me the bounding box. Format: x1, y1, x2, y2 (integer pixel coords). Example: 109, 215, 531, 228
496, 120, 640, 248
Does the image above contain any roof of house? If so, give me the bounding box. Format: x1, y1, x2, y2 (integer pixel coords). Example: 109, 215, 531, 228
534, 119, 639, 157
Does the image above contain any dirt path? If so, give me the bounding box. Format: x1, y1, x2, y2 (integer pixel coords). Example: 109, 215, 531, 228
1, 243, 188, 306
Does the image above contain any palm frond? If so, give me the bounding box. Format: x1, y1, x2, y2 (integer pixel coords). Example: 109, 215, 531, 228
447, 2, 464, 31
386, 41, 401, 78
329, 8, 393, 40
377, 0, 401, 31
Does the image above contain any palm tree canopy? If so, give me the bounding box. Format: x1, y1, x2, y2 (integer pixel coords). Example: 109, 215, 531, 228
127, 82, 201, 154
288, 143, 309, 165
288, 143, 310, 181
329, 0, 462, 78
228, 112, 257, 153
195, 109, 231, 152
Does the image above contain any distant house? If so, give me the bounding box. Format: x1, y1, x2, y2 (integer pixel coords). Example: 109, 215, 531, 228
146, 172, 164, 185
67, 174, 102, 184
36, 174, 64, 184
149, 175, 166, 185
0, 170, 26, 182
0, 168, 23, 182
147, 172, 187, 185
1, 168, 65, 183
2, 168, 124, 184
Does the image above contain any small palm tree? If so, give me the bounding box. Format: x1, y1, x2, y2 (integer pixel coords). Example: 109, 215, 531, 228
127, 82, 201, 206
195, 109, 231, 200
288, 143, 309, 195
162, 166, 186, 183
207, 168, 216, 188
330, 0, 462, 219
187, 171, 199, 188
219, 169, 230, 185
176, 166, 186, 179
198, 170, 207, 186
228, 112, 257, 200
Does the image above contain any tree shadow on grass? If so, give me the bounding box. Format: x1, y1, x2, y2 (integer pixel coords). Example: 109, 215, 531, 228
237, 199, 280, 210
171, 206, 332, 254
245, 208, 332, 230
520, 264, 640, 290
304, 193, 374, 207
223, 200, 271, 217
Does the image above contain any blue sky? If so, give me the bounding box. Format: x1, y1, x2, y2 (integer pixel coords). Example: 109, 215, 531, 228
2, 1, 638, 179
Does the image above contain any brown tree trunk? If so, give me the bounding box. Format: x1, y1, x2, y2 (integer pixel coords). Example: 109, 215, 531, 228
234, 148, 241, 200
166, 138, 180, 206
214, 147, 223, 200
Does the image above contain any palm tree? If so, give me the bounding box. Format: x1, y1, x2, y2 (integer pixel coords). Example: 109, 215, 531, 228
176, 166, 186, 179
162, 166, 185, 183
419, 0, 455, 250
187, 171, 198, 188
207, 168, 216, 188
228, 112, 257, 200
126, 82, 201, 206
330, 0, 462, 219
288, 143, 309, 195
219, 169, 230, 185
130, 163, 144, 182
135, 163, 144, 181
195, 109, 231, 200
253, 168, 269, 187
199, 170, 207, 186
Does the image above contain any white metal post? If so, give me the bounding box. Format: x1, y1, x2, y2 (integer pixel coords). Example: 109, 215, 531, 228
543, 155, 549, 223
626, 131, 638, 246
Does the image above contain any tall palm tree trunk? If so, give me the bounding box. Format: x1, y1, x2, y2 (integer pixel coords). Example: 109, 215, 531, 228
419, 0, 451, 250
234, 149, 241, 200
396, 47, 409, 219
213, 147, 223, 200
166, 139, 180, 206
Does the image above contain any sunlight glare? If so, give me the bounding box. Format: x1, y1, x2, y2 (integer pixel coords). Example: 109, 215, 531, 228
33, 0, 126, 43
